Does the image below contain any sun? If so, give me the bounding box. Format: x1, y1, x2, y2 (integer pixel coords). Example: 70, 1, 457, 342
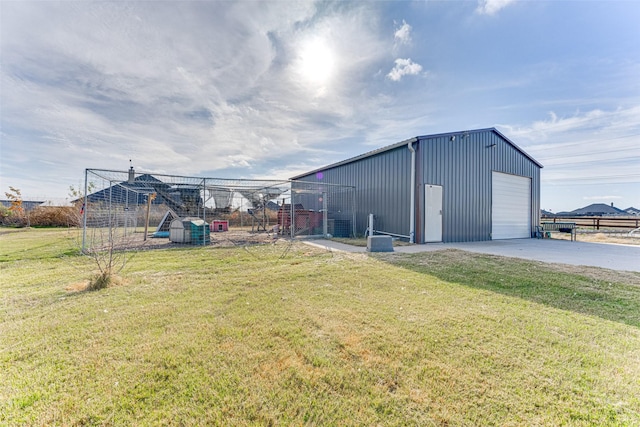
297, 38, 335, 85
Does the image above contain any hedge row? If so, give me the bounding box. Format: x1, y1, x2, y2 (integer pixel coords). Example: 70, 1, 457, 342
0, 206, 81, 228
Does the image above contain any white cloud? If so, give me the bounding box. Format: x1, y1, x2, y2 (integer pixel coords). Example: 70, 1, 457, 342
0, 2, 398, 197
476, 0, 516, 16
394, 20, 412, 45
500, 106, 640, 144
387, 58, 423, 81
498, 106, 640, 201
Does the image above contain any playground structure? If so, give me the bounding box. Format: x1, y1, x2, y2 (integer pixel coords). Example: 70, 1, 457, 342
81, 168, 355, 252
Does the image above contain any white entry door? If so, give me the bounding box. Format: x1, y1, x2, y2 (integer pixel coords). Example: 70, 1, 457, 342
425, 185, 443, 243
492, 172, 531, 239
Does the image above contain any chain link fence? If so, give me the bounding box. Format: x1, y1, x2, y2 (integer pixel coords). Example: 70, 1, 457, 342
81, 169, 355, 252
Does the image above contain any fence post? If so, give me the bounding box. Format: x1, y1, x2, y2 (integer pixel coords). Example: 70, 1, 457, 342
143, 193, 156, 241
202, 178, 206, 225
322, 192, 328, 237
351, 187, 356, 238
82, 169, 88, 253
290, 193, 295, 239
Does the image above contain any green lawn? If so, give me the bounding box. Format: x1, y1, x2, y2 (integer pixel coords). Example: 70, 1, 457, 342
1, 228, 639, 426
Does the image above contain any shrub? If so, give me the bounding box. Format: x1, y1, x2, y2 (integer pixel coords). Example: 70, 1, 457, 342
29, 206, 81, 227
0, 205, 10, 224
86, 272, 111, 291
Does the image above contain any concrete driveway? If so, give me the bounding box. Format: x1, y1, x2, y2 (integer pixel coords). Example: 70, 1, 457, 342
304, 238, 640, 272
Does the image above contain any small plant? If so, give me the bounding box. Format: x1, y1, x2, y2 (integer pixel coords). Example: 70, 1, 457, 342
86, 271, 112, 291
82, 225, 132, 291
69, 181, 130, 291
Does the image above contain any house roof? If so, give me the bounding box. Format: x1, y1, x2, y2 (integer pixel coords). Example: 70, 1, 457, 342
290, 127, 542, 180
0, 200, 45, 211
569, 203, 626, 215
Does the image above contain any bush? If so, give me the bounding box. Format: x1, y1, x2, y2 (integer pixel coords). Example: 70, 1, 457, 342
0, 207, 28, 227
86, 272, 111, 291
29, 206, 81, 227
0, 205, 10, 224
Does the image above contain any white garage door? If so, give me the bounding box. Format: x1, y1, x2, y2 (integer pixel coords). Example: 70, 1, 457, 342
492, 172, 531, 239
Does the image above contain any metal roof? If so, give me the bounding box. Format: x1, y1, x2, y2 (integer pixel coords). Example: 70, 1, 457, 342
290, 127, 542, 180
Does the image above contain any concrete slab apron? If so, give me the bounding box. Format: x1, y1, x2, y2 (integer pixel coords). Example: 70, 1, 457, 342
304, 239, 640, 272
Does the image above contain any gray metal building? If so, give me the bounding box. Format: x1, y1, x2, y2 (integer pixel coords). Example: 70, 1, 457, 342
291, 128, 542, 243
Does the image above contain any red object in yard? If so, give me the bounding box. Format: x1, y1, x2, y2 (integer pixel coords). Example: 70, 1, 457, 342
210, 220, 229, 232
277, 203, 322, 235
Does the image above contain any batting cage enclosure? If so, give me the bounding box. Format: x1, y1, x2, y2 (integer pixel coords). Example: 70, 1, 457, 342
81, 168, 355, 252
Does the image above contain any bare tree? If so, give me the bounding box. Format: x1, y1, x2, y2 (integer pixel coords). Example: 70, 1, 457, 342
82, 210, 139, 290
84, 230, 128, 290
71, 182, 132, 290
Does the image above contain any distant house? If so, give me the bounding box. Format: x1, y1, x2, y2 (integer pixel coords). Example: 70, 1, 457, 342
624, 207, 640, 216
81, 173, 203, 217
0, 200, 44, 211
560, 203, 626, 216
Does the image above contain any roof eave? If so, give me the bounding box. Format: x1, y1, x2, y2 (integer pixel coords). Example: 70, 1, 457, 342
290, 136, 419, 180
290, 127, 543, 180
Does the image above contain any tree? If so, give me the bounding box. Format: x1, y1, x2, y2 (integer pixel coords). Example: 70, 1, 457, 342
70, 181, 132, 290
4, 187, 28, 227
84, 231, 129, 290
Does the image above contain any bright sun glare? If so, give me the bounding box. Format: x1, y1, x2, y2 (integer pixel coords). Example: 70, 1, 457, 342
298, 39, 335, 85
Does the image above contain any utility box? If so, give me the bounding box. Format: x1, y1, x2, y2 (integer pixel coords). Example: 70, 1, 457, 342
366, 235, 394, 252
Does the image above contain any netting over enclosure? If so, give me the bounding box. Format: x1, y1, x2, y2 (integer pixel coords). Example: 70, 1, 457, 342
81, 168, 355, 251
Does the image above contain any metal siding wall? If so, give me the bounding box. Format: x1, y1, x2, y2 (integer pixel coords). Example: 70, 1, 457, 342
420, 131, 540, 243
295, 129, 540, 243
295, 147, 411, 237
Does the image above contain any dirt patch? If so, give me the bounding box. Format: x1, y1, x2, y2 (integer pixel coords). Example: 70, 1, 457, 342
65, 275, 127, 292
208, 230, 280, 247
97, 229, 281, 251
65, 281, 90, 292
550, 231, 640, 246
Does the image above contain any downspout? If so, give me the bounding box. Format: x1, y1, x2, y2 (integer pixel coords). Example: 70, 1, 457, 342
407, 140, 416, 243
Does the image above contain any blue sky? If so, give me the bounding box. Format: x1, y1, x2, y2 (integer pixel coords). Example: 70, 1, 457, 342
1, 0, 638, 212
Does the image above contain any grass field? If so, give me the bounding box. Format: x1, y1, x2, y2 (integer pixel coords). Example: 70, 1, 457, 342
1, 228, 640, 426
